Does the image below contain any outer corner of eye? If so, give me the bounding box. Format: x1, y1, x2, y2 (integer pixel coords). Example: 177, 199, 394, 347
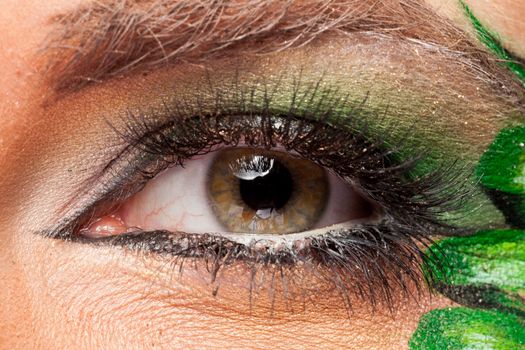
80, 146, 378, 240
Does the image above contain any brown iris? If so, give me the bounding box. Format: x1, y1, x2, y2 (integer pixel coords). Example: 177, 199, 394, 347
207, 148, 329, 234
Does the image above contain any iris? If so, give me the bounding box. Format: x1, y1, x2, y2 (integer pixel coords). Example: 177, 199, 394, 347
208, 148, 329, 234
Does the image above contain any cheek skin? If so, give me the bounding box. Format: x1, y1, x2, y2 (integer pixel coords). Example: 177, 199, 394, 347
6, 234, 458, 350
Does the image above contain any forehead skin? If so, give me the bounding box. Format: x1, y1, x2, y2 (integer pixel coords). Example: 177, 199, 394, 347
0, 1, 523, 350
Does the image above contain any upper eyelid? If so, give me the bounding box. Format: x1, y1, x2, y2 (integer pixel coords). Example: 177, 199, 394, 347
46, 46, 519, 236
31, 52, 516, 239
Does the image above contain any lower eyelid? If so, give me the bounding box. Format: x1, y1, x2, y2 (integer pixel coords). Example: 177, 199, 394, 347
89, 239, 413, 318
78, 222, 439, 312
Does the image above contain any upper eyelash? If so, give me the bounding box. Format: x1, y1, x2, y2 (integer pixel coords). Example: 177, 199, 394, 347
119, 111, 471, 231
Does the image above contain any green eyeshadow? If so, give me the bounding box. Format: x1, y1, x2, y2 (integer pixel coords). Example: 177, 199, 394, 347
477, 126, 525, 227
460, 1, 525, 87
409, 308, 525, 350
426, 229, 525, 316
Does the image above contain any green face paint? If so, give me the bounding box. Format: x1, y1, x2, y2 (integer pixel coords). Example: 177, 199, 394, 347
409, 308, 525, 350
430, 229, 524, 293
426, 229, 525, 316
413, 126, 525, 348
410, 4, 525, 349
460, 1, 525, 87
477, 126, 525, 227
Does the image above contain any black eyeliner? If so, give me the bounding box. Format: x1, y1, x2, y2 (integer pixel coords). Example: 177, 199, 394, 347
36, 84, 478, 309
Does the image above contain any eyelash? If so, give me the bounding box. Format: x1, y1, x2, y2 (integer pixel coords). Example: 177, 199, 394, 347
43, 87, 473, 309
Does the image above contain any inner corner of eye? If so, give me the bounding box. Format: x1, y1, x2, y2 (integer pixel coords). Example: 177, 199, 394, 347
80, 146, 379, 240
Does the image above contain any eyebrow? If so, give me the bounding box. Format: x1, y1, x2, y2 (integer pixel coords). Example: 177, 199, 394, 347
43, 0, 523, 96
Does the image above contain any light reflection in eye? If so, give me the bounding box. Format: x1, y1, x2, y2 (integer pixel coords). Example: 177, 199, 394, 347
83, 146, 377, 238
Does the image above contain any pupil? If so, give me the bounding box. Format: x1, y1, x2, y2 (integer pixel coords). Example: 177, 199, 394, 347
237, 157, 293, 211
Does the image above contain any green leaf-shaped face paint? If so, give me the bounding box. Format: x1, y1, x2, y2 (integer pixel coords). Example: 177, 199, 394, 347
409, 308, 525, 350
426, 229, 525, 316
430, 230, 525, 293
411, 4, 525, 350
477, 126, 525, 227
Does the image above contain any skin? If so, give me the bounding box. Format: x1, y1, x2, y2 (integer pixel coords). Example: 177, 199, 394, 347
0, 1, 524, 349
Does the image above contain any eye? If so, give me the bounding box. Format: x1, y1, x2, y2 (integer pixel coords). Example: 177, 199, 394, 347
83, 147, 376, 238
49, 109, 465, 307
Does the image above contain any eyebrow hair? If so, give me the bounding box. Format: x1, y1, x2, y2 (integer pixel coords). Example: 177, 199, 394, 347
43, 0, 524, 97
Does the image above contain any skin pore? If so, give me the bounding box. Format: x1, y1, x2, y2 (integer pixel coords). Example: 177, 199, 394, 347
0, 1, 524, 349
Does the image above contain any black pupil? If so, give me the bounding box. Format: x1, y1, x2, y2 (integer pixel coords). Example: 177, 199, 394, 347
237, 157, 293, 211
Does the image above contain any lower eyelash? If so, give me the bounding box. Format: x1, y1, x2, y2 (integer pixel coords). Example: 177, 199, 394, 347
77, 216, 450, 311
